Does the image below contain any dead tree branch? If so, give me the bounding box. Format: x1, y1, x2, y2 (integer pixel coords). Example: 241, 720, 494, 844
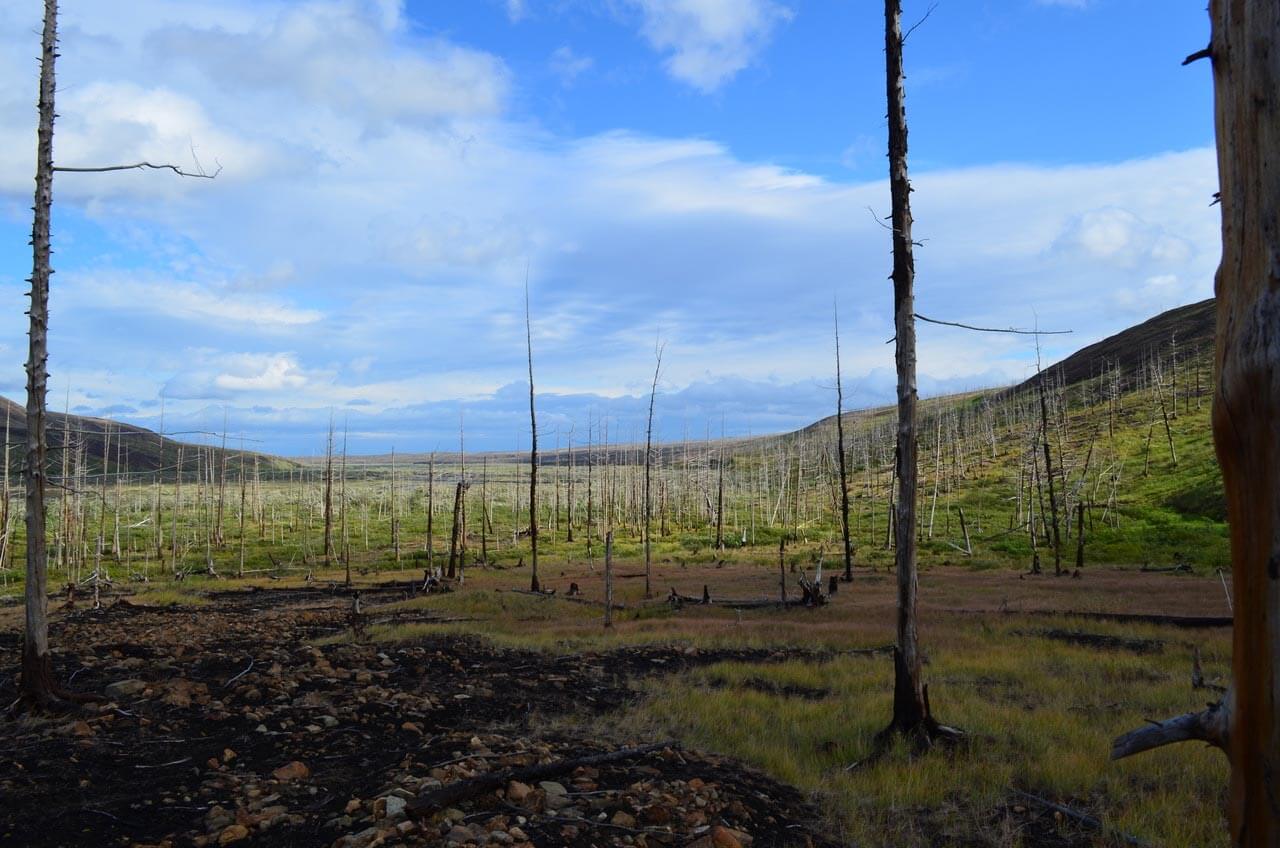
1111, 696, 1230, 760
53, 161, 221, 179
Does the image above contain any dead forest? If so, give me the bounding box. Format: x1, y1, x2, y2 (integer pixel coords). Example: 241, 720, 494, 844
2, 1, 1276, 847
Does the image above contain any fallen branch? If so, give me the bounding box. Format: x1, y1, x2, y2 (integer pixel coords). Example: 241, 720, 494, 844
1110, 697, 1230, 760
1009, 788, 1150, 847
223, 660, 254, 689
406, 742, 675, 818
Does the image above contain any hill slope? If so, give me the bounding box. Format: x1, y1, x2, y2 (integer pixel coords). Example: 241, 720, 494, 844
0, 397, 294, 478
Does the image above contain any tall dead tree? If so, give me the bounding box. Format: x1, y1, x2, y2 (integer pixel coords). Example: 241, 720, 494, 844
1112, 6, 1280, 844
323, 414, 334, 568
835, 302, 854, 581
18, 0, 60, 706
1035, 356, 1063, 576
340, 421, 350, 586
16, 0, 218, 704
425, 451, 435, 567
643, 341, 664, 598
525, 280, 540, 592
879, 0, 958, 745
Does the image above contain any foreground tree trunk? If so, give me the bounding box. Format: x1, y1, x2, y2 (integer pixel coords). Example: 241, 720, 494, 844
879, 0, 957, 746
1111, 4, 1279, 844
19, 0, 60, 708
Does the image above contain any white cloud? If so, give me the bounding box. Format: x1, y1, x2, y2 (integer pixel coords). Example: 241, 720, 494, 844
69, 273, 323, 328
144, 3, 509, 129
214, 354, 310, 392
0, 0, 1222, 453
550, 46, 594, 85
506, 0, 529, 23
626, 0, 793, 91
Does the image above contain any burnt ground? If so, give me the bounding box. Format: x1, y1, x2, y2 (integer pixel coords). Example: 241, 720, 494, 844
0, 585, 843, 848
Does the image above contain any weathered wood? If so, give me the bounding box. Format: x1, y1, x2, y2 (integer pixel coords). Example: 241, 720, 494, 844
884, 0, 933, 737
19, 0, 59, 708
1207, 5, 1280, 840
1111, 699, 1229, 760
1111, 6, 1280, 843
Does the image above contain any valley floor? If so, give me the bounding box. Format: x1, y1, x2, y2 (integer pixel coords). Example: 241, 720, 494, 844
0, 559, 1234, 847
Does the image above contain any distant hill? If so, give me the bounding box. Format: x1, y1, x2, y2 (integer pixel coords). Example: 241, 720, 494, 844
1012, 298, 1214, 394
0, 397, 294, 479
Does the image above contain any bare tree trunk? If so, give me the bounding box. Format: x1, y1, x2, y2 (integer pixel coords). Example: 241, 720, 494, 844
603, 530, 614, 629
20, 0, 61, 706
323, 414, 334, 568
1113, 6, 1280, 844
643, 342, 664, 598
447, 482, 465, 580
1037, 373, 1063, 576
881, 0, 954, 744
715, 449, 725, 551
526, 282, 540, 592
480, 455, 488, 565
566, 427, 575, 543
425, 451, 434, 567
238, 446, 246, 578
390, 448, 400, 567
835, 303, 853, 581
340, 423, 349, 585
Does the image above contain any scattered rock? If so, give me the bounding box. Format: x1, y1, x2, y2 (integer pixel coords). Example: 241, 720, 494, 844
217, 824, 249, 844
271, 761, 310, 781
104, 678, 147, 699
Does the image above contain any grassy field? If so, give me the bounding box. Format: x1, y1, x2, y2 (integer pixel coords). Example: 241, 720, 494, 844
263, 555, 1233, 847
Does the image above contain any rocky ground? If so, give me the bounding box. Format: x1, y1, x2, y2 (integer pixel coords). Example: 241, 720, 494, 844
0, 585, 840, 848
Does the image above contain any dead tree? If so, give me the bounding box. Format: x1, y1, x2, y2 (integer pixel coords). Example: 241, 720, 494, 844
1036, 357, 1063, 576
447, 482, 466, 580
835, 301, 854, 581
643, 341, 664, 598
18, 2, 58, 705
603, 530, 614, 629
1112, 6, 1280, 844
425, 451, 435, 567
878, 0, 958, 746
323, 414, 334, 568
525, 280, 540, 592
341, 422, 350, 586
17, 0, 217, 705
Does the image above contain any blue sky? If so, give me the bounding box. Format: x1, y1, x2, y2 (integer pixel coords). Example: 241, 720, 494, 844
0, 1, 1217, 455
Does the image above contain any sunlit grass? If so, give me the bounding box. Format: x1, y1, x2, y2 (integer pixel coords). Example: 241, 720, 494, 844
605, 617, 1229, 847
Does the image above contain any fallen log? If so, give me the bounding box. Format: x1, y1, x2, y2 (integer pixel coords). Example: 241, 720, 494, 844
1009, 788, 1150, 848
406, 742, 675, 818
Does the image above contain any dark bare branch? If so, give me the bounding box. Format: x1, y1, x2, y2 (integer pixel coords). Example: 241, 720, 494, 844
914, 314, 1072, 335
1182, 46, 1212, 66
53, 160, 221, 179
903, 2, 939, 43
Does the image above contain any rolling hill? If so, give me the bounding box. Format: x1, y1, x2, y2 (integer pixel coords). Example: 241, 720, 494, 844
0, 397, 294, 479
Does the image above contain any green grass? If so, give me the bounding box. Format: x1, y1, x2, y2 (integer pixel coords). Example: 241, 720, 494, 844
608, 616, 1230, 847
